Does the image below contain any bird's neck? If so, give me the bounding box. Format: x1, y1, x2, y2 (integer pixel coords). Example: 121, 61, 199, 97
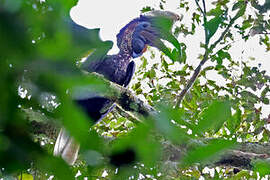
117, 41, 132, 61
115, 49, 132, 67
116, 31, 134, 63
116, 21, 139, 61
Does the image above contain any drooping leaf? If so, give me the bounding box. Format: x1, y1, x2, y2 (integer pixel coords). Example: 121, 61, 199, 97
149, 15, 183, 62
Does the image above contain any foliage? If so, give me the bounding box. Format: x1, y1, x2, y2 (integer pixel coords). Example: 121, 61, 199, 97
1, 0, 270, 179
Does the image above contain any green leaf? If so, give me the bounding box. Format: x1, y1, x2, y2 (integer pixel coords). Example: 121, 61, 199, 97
161, 58, 169, 70
207, 5, 223, 17
141, 56, 148, 69
196, 100, 231, 134
253, 160, 270, 176
232, 170, 252, 179
154, 103, 191, 143
205, 16, 223, 42
217, 50, 231, 62
227, 108, 241, 134
261, 86, 270, 98
149, 69, 156, 79
241, 91, 259, 103
141, 6, 153, 13
262, 98, 270, 104
17, 173, 33, 180
133, 82, 141, 90
37, 155, 75, 180
232, 1, 245, 11
150, 16, 183, 62
242, 19, 253, 30
111, 124, 161, 167
182, 139, 235, 166
234, 3, 247, 19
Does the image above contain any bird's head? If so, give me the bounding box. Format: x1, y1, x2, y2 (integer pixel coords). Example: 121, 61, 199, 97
117, 10, 181, 59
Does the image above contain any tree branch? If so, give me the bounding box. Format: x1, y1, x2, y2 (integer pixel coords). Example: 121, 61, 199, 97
163, 141, 270, 169
175, 0, 209, 107
174, 52, 208, 108
216, 150, 269, 169
25, 77, 270, 170
202, 0, 206, 14
88, 72, 156, 118
175, 4, 242, 107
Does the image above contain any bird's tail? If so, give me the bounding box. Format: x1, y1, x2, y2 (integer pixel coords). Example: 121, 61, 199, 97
53, 128, 80, 165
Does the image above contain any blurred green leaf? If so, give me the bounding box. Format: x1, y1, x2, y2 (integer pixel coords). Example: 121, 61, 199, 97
182, 139, 235, 166
17, 173, 33, 180
227, 108, 241, 134
253, 160, 270, 176
111, 123, 161, 167
37, 155, 75, 180
0, 10, 33, 62
196, 100, 231, 134
155, 103, 191, 143
150, 16, 183, 62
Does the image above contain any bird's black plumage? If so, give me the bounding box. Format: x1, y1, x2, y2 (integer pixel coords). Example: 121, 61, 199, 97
77, 15, 152, 123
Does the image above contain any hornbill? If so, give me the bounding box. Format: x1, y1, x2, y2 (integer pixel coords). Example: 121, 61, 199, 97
54, 10, 180, 165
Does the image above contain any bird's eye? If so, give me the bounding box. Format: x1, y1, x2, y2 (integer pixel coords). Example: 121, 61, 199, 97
142, 23, 149, 28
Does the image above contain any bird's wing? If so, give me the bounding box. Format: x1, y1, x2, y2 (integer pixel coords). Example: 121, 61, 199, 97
123, 61, 136, 87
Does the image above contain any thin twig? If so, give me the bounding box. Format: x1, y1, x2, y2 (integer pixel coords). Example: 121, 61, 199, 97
202, 0, 207, 14
202, 0, 208, 46
175, 52, 208, 108
194, 0, 205, 16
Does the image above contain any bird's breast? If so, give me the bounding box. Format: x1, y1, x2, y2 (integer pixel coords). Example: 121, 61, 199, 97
95, 55, 130, 85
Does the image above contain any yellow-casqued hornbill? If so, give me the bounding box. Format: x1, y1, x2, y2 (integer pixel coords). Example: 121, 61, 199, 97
54, 10, 180, 165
